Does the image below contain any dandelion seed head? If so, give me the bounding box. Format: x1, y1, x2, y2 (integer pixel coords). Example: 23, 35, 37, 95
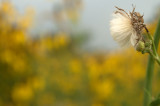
110, 6, 145, 48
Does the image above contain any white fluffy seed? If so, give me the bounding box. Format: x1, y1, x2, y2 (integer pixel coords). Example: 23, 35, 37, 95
110, 13, 138, 47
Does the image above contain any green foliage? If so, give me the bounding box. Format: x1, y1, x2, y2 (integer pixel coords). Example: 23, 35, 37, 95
144, 18, 160, 106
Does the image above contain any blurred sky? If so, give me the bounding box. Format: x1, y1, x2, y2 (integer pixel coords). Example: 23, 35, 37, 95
10, 0, 160, 50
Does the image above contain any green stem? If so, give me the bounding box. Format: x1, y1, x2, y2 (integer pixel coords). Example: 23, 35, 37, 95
144, 56, 155, 106
144, 18, 160, 106
147, 32, 160, 65
149, 50, 160, 65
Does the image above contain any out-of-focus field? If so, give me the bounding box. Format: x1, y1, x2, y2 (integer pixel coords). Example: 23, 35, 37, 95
0, 1, 160, 106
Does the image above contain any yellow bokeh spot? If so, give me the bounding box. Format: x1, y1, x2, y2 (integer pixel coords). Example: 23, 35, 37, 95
31, 77, 45, 91
70, 59, 81, 73
12, 84, 33, 102
18, 8, 34, 29
1, 2, 15, 16
52, 32, 69, 49
1, 50, 14, 64
95, 80, 114, 100
14, 31, 26, 44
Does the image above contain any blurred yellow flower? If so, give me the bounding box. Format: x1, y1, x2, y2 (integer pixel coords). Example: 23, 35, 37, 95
18, 8, 34, 29
1, 2, 15, 18
13, 31, 26, 45
12, 84, 33, 102
70, 58, 81, 73
31, 77, 45, 91
1, 50, 14, 64
95, 80, 114, 100
53, 32, 69, 49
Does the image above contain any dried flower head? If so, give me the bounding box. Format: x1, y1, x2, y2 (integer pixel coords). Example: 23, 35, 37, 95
110, 5, 145, 48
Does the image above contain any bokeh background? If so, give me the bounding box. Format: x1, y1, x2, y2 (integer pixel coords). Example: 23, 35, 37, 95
0, 0, 160, 106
